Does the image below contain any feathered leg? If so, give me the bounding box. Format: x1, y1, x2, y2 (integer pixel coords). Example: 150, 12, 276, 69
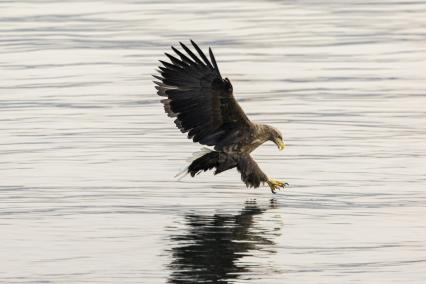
237, 154, 288, 193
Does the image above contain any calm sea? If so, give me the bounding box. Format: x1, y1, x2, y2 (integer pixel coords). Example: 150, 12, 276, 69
1, 1, 426, 283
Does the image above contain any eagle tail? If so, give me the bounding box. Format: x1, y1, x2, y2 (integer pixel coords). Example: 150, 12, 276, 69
187, 150, 220, 177
182, 149, 238, 178
175, 148, 214, 180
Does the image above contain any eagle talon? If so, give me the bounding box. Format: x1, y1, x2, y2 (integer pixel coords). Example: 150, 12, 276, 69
267, 178, 288, 193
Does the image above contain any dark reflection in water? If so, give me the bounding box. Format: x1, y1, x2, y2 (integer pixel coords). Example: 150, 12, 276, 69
168, 199, 281, 283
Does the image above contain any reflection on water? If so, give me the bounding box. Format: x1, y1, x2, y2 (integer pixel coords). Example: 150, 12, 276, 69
168, 199, 280, 283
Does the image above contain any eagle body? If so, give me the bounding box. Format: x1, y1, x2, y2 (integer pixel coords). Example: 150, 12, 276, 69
154, 40, 287, 193
215, 123, 273, 153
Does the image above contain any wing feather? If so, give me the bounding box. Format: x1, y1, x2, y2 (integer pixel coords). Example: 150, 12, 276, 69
155, 40, 252, 150
190, 40, 214, 69
209, 47, 222, 78
180, 42, 205, 66
171, 46, 197, 66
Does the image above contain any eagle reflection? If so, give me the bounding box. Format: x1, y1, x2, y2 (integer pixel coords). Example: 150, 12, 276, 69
168, 199, 281, 283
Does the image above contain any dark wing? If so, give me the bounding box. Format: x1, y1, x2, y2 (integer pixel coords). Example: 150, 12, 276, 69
237, 154, 268, 188
154, 40, 252, 150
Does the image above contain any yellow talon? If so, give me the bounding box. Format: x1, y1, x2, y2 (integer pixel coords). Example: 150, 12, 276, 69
267, 178, 289, 193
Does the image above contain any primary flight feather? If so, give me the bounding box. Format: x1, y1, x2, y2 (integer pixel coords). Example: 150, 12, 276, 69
154, 40, 287, 193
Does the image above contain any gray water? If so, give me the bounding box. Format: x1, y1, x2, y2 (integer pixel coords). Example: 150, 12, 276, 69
1, 1, 426, 283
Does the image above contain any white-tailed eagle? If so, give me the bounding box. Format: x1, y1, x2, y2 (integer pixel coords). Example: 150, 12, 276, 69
154, 40, 288, 193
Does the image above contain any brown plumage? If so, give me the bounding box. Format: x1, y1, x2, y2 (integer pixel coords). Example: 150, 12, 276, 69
154, 40, 287, 193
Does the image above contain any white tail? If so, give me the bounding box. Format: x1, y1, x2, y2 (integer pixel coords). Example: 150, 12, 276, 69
175, 147, 213, 180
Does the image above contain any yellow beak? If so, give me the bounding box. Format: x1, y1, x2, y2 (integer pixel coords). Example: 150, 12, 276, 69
276, 138, 285, 151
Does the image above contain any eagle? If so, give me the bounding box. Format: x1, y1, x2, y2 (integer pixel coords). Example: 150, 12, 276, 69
154, 40, 288, 193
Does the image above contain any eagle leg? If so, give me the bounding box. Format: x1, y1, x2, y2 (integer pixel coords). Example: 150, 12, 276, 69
267, 178, 289, 194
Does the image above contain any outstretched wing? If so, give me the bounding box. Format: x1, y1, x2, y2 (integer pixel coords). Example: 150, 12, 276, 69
154, 40, 252, 150
237, 154, 268, 188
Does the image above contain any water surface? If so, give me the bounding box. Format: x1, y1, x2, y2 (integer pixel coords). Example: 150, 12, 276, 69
1, 0, 426, 283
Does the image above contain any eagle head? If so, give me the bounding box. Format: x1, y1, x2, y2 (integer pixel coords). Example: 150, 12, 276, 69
268, 126, 285, 151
